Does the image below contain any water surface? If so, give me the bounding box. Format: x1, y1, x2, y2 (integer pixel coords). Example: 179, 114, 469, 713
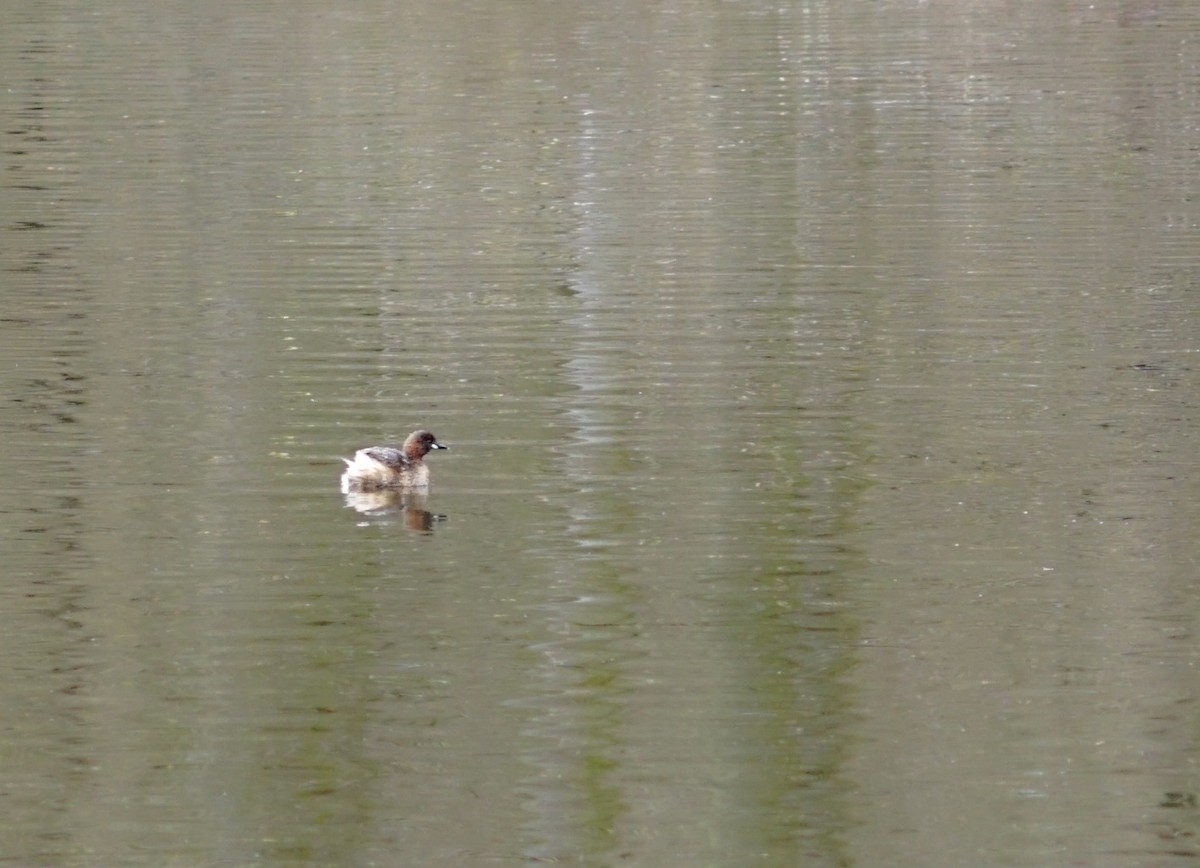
2, 1, 1200, 865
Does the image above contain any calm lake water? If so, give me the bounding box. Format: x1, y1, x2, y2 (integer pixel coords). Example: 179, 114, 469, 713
3, 1, 1200, 865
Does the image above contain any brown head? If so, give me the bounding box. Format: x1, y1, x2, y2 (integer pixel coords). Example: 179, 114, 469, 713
403, 430, 448, 460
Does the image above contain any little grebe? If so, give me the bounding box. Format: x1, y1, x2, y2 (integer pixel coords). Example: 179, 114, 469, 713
340, 430, 447, 493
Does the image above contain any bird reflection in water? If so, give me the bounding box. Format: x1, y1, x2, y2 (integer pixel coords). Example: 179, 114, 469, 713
343, 489, 446, 531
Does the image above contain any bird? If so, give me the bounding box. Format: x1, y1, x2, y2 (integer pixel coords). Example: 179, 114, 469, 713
340, 430, 447, 493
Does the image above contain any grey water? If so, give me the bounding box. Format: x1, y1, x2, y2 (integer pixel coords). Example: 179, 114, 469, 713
3, 1, 1200, 865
